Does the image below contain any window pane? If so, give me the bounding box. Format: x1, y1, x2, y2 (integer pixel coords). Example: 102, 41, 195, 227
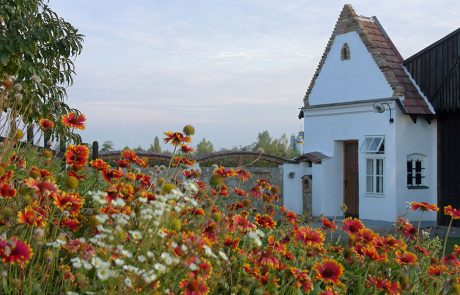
415, 173, 422, 185
415, 160, 422, 172
367, 159, 373, 175
360, 138, 373, 152
376, 159, 383, 175
377, 176, 383, 193
369, 137, 381, 152
367, 176, 374, 193
407, 161, 413, 185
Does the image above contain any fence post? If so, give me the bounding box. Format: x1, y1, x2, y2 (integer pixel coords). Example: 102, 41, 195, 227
26, 124, 34, 144
92, 141, 99, 160
60, 139, 66, 169
44, 133, 51, 149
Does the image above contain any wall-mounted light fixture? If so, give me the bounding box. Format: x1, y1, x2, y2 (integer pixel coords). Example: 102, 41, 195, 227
373, 102, 394, 124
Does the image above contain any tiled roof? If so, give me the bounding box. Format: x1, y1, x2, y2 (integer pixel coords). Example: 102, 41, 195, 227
293, 152, 330, 164
304, 5, 434, 115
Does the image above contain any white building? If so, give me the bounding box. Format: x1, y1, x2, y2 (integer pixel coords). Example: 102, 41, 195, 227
283, 5, 437, 222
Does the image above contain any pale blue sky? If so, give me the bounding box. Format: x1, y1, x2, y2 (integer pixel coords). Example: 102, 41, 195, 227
49, 0, 459, 150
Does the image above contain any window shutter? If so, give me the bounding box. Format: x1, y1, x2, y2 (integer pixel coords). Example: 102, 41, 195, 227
407, 161, 413, 185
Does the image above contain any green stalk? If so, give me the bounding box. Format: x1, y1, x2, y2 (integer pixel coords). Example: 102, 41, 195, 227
442, 217, 453, 260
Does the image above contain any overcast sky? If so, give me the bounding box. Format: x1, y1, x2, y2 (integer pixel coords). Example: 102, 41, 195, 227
49, 0, 459, 150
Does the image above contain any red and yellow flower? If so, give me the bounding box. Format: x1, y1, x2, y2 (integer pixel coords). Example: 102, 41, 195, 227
319, 287, 340, 295
290, 268, 313, 292
65, 144, 90, 168
322, 217, 337, 231
90, 158, 109, 171
17, 204, 47, 228
255, 214, 277, 229
24, 177, 58, 198
428, 264, 447, 276
0, 237, 33, 267
163, 131, 191, 146
294, 226, 325, 248
179, 278, 209, 295
368, 275, 399, 295
444, 205, 460, 220
53, 192, 84, 216
38, 118, 54, 131
313, 259, 344, 285
409, 201, 439, 212
395, 250, 417, 265
232, 215, 256, 232
101, 168, 124, 183
61, 112, 86, 129
0, 183, 16, 198
342, 217, 364, 235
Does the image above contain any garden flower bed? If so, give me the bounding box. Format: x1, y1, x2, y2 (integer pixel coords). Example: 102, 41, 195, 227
0, 119, 458, 294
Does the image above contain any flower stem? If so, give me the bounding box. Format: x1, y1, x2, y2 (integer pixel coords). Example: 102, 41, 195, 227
442, 217, 453, 260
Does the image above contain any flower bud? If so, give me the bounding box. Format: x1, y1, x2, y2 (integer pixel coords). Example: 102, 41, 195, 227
183, 124, 195, 136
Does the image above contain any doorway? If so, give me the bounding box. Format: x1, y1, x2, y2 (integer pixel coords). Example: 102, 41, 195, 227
343, 141, 359, 218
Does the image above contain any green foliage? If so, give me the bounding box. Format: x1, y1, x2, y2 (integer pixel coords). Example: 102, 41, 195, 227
148, 136, 162, 153
0, 0, 84, 142
253, 130, 299, 159
133, 145, 144, 152
196, 137, 214, 155
100, 141, 114, 153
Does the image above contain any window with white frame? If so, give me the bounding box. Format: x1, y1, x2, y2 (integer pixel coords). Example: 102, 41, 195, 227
366, 158, 384, 194
359, 136, 384, 153
407, 153, 428, 188
360, 136, 385, 194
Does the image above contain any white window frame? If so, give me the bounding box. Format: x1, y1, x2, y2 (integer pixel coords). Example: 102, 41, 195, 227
361, 136, 385, 197
366, 156, 384, 195
407, 153, 428, 189
359, 136, 384, 153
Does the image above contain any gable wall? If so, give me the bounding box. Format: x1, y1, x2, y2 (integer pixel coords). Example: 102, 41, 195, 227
308, 32, 394, 106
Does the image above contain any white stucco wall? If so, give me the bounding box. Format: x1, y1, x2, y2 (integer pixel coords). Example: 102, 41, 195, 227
394, 107, 437, 222
308, 31, 394, 105
304, 100, 398, 221
282, 163, 312, 214
303, 100, 437, 222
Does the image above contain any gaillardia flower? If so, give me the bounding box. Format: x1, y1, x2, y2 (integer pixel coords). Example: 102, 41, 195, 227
163, 131, 191, 146
409, 201, 438, 212
0, 237, 33, 267
255, 214, 277, 229
313, 259, 344, 285
38, 118, 54, 131
294, 226, 325, 248
342, 217, 364, 235
53, 192, 84, 216
395, 251, 417, 265
62, 112, 86, 129
444, 205, 460, 220
65, 144, 90, 168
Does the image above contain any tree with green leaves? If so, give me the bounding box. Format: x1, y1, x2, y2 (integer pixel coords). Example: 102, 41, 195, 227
196, 138, 214, 156
253, 130, 299, 158
0, 0, 84, 143
133, 146, 144, 152
148, 136, 162, 153
100, 141, 114, 153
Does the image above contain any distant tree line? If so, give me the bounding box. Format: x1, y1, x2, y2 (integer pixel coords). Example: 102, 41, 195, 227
98, 131, 299, 159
